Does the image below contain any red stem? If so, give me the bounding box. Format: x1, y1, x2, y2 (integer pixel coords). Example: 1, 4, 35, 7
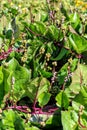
6, 105, 58, 115
33, 89, 38, 112
0, 47, 25, 60
78, 114, 86, 128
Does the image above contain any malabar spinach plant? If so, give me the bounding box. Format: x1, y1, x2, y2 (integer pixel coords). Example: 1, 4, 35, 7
0, 0, 87, 130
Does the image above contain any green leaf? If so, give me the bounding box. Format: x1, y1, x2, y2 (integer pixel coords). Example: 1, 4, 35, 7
45, 25, 59, 41
61, 110, 78, 130
69, 33, 87, 54
26, 77, 50, 103
11, 18, 20, 39
25, 126, 40, 130
5, 29, 13, 39
26, 77, 39, 102
58, 62, 69, 85
79, 110, 87, 128
69, 12, 80, 29
34, 21, 46, 35
1, 110, 25, 130
46, 41, 54, 54
38, 92, 51, 107
7, 58, 19, 71
72, 101, 79, 110
10, 8, 18, 16
51, 48, 67, 61
70, 58, 78, 72
59, 30, 64, 42
69, 64, 87, 94
0, 67, 4, 105
56, 90, 69, 109
2, 67, 12, 94
7, 58, 31, 101
74, 86, 87, 107
37, 77, 50, 98
0, 67, 3, 84
46, 114, 61, 128
0, 65, 13, 105
39, 69, 53, 78
40, 12, 48, 22
29, 22, 46, 35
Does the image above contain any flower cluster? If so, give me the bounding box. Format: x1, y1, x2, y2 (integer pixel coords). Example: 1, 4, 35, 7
21, 51, 28, 63
45, 53, 51, 61
64, 72, 73, 83
75, 0, 87, 12
51, 72, 57, 83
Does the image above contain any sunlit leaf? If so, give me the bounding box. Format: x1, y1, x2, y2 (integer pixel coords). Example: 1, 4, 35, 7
69, 64, 87, 94
0, 67, 3, 84
38, 92, 51, 107
7, 58, 31, 101
45, 25, 59, 41
69, 12, 81, 29
56, 90, 69, 109
74, 86, 87, 107
26, 77, 50, 105
61, 110, 78, 130
1, 110, 25, 130
40, 12, 48, 22
69, 33, 87, 54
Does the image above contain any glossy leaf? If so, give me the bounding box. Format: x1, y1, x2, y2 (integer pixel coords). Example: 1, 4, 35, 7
34, 21, 46, 35
69, 12, 81, 29
61, 110, 78, 130
38, 92, 51, 107
74, 86, 87, 107
56, 90, 69, 109
39, 69, 53, 78
69, 33, 87, 54
7, 58, 31, 101
45, 25, 59, 41
1, 110, 25, 130
0, 67, 12, 105
51, 48, 67, 61
40, 12, 48, 22
26, 77, 50, 104
69, 64, 87, 94
29, 21, 46, 35
0, 1, 87, 129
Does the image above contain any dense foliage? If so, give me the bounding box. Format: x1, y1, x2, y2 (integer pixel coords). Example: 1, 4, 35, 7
0, 0, 87, 129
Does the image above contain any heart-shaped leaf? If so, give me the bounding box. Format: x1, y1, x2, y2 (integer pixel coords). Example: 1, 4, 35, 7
38, 92, 51, 107
69, 33, 87, 54
56, 90, 69, 109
